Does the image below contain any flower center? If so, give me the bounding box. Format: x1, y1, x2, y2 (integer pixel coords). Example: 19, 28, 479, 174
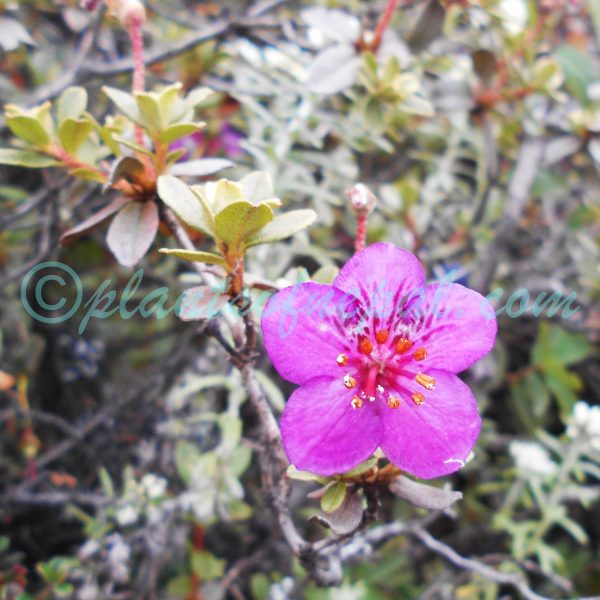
336, 328, 435, 410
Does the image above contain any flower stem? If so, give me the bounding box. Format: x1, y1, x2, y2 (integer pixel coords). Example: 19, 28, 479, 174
355, 213, 367, 253
127, 15, 146, 149
373, 0, 399, 48
129, 15, 145, 94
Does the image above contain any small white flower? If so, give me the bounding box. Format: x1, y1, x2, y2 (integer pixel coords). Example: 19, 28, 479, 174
115, 504, 138, 527
510, 441, 557, 477
140, 474, 168, 499
567, 401, 600, 451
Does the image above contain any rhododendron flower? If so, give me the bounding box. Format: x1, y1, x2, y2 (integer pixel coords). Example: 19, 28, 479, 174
262, 243, 497, 478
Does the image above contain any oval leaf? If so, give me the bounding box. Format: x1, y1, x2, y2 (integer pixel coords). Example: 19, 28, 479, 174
60, 196, 130, 245
389, 476, 463, 510
215, 201, 273, 249
317, 488, 364, 535
56, 87, 88, 123
159, 248, 224, 265
106, 201, 159, 267
58, 118, 94, 155
320, 481, 348, 514
245, 209, 317, 248
157, 175, 215, 235
169, 158, 233, 178
0, 148, 58, 168
307, 44, 360, 95
177, 285, 229, 321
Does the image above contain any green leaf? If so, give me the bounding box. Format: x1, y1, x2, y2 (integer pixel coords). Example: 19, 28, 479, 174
191, 550, 225, 580
54, 583, 74, 598
56, 87, 88, 123
166, 575, 192, 597
553, 45, 597, 105
532, 322, 592, 367
239, 171, 281, 206
544, 372, 580, 417
229, 446, 252, 477
157, 175, 215, 235
245, 209, 316, 248
112, 135, 154, 156
58, 118, 94, 155
98, 467, 115, 498
524, 371, 550, 420
157, 83, 183, 119
226, 499, 253, 521
159, 122, 202, 145
172, 86, 214, 122
159, 248, 225, 265
5, 113, 50, 147
136, 92, 163, 136
343, 457, 378, 478
286, 465, 327, 483
0, 148, 58, 168
174, 441, 202, 483
211, 179, 245, 213
320, 481, 347, 514
103, 86, 139, 122
215, 201, 273, 250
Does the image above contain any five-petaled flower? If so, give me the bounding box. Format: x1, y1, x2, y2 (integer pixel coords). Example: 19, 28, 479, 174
261, 243, 497, 479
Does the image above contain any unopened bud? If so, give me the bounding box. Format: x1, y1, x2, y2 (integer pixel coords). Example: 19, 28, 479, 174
347, 183, 377, 215
109, 0, 146, 28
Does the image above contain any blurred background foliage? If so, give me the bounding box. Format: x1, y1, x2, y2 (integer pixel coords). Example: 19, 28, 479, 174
0, 0, 599, 598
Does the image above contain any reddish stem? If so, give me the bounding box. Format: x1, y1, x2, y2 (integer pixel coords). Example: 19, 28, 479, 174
129, 16, 145, 94
128, 16, 147, 150
126, 15, 156, 177
355, 213, 367, 253
373, 0, 399, 48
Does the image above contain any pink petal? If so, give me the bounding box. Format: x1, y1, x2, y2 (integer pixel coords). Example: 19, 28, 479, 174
333, 243, 425, 335
261, 282, 359, 385
401, 283, 497, 373
280, 376, 381, 476
381, 370, 481, 479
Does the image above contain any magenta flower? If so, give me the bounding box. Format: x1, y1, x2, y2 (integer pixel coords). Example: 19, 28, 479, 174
261, 243, 497, 479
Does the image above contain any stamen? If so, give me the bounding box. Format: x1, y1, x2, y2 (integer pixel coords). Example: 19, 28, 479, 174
358, 337, 373, 355
413, 348, 427, 361
396, 337, 413, 354
351, 395, 363, 409
336, 353, 348, 367
411, 392, 425, 405
375, 329, 389, 344
388, 396, 401, 409
415, 372, 435, 390
343, 374, 357, 389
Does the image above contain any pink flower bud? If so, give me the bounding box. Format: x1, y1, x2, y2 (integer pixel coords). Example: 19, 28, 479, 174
347, 183, 377, 215
112, 0, 146, 28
